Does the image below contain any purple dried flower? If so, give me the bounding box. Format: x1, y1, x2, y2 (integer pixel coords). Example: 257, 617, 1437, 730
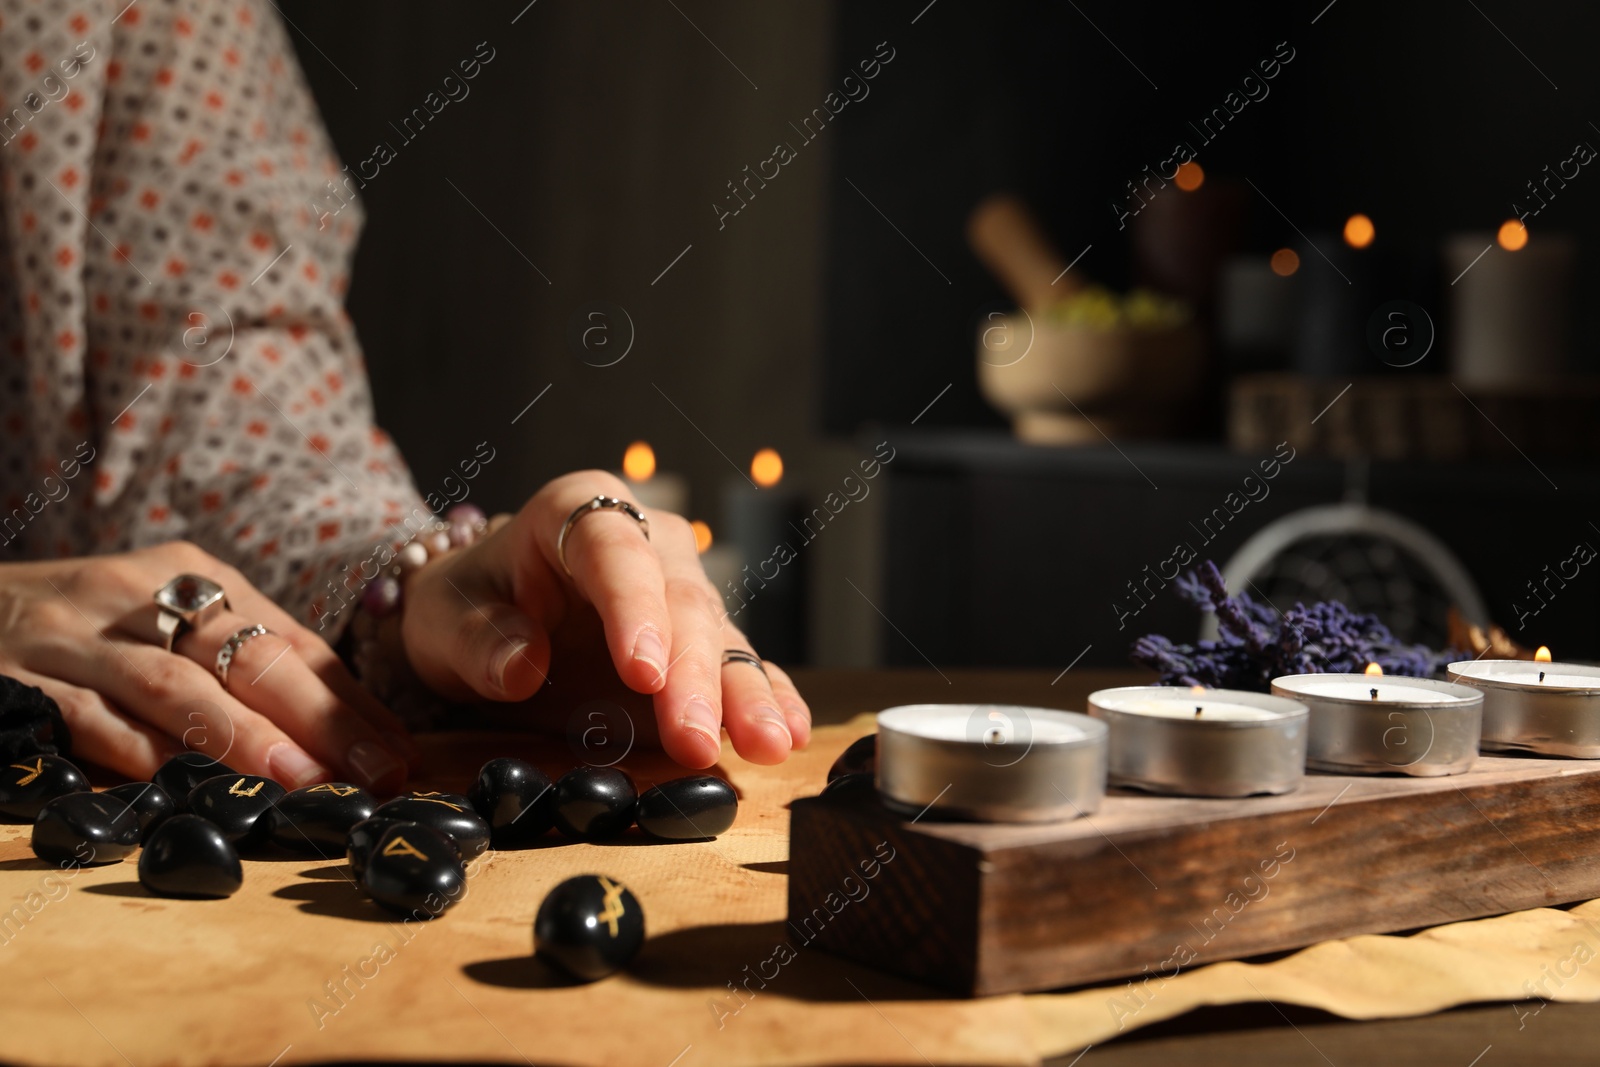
1129, 562, 1461, 692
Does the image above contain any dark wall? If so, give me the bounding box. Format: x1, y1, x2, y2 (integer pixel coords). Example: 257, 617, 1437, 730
279, 1, 834, 526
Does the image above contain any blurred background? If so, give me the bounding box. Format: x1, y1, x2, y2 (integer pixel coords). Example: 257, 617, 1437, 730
281, 0, 1600, 670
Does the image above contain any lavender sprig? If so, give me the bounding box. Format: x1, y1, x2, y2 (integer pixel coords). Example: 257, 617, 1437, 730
1130, 561, 1459, 691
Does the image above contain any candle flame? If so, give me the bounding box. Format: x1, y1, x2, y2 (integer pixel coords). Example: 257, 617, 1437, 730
1498, 219, 1529, 252
751, 448, 784, 488
690, 519, 713, 554
1536, 645, 1553, 663
1174, 161, 1205, 192
1189, 685, 1207, 695
1365, 662, 1383, 677
622, 441, 656, 482
1343, 213, 1376, 249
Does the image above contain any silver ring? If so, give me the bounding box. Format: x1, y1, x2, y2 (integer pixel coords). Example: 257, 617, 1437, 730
722, 649, 768, 677
152, 573, 230, 653
215, 624, 271, 686
555, 495, 650, 577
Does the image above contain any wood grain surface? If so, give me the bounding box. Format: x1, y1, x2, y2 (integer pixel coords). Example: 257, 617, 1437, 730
791, 754, 1600, 996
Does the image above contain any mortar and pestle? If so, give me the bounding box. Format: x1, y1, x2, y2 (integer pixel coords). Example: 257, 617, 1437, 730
967, 195, 1202, 444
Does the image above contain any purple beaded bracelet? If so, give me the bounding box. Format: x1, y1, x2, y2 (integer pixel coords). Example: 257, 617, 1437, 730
360, 503, 488, 620
349, 503, 490, 729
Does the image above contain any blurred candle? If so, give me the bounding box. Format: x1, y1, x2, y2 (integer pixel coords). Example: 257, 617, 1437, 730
1446, 228, 1574, 386
722, 448, 807, 662
1219, 253, 1299, 371
692, 520, 742, 615
619, 441, 688, 515
1291, 219, 1377, 376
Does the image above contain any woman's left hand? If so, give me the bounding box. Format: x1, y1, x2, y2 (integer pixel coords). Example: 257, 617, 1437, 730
398, 471, 811, 768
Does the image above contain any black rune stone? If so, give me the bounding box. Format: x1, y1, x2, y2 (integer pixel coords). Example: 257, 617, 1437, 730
828, 734, 877, 783
372, 796, 489, 861
635, 776, 737, 841
269, 783, 376, 856
32, 793, 141, 867
347, 816, 440, 882
553, 767, 637, 841
187, 774, 286, 848
138, 814, 243, 899
534, 873, 645, 982
152, 752, 237, 812
361, 822, 466, 919
400, 790, 473, 808
467, 758, 555, 848
0, 674, 71, 760
0, 754, 89, 822
103, 782, 177, 842
820, 773, 878, 801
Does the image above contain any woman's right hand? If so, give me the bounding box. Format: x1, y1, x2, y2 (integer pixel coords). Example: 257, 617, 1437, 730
0, 541, 414, 791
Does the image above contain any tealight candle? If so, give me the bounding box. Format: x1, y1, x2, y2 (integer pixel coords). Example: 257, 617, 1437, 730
1087, 686, 1307, 797
1271, 670, 1483, 776
1447, 656, 1600, 757
875, 704, 1107, 823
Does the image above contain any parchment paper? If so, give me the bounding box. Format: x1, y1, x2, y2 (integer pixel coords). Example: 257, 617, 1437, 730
0, 714, 1590, 1067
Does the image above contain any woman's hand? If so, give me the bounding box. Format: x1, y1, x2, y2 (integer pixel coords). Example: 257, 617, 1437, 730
401, 471, 812, 768
0, 542, 415, 790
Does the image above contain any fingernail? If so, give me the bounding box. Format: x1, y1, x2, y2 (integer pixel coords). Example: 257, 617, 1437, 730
680, 697, 722, 753
784, 707, 811, 748
755, 703, 793, 746
267, 743, 329, 790
633, 628, 667, 683
490, 639, 529, 693
347, 740, 404, 791
382, 729, 419, 766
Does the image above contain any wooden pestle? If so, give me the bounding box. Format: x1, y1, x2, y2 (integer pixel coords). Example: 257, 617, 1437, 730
966, 193, 1079, 312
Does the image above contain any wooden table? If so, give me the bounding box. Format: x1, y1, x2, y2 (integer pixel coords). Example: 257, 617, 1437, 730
804, 669, 1598, 1067
0, 667, 1586, 1067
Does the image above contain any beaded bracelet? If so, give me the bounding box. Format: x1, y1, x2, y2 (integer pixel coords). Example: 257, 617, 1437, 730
346, 503, 503, 729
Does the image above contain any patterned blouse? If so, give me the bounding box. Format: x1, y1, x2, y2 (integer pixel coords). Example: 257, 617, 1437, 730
0, 0, 427, 636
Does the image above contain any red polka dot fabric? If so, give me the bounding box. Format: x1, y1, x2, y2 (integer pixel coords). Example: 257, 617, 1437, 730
0, 0, 427, 635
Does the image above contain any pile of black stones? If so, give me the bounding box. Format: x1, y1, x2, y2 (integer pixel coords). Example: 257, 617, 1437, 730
0, 676, 734, 981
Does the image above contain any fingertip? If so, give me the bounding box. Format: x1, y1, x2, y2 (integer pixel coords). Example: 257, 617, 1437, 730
784, 709, 812, 750
664, 696, 723, 768
666, 729, 720, 770
627, 626, 669, 694
267, 742, 331, 791
734, 709, 793, 766
494, 633, 550, 701
346, 740, 407, 795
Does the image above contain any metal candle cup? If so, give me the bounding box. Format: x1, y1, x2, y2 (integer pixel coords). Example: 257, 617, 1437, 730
1447, 660, 1600, 757
1087, 687, 1308, 797
875, 704, 1107, 823
1270, 674, 1483, 776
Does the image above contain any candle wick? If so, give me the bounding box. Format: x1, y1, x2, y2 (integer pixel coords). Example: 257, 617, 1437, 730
1370, 688, 1379, 701
986, 726, 1004, 745
1540, 671, 1546, 684
1194, 706, 1203, 717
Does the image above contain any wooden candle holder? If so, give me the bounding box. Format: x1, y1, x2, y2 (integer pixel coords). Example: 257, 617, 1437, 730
787, 757, 1600, 996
